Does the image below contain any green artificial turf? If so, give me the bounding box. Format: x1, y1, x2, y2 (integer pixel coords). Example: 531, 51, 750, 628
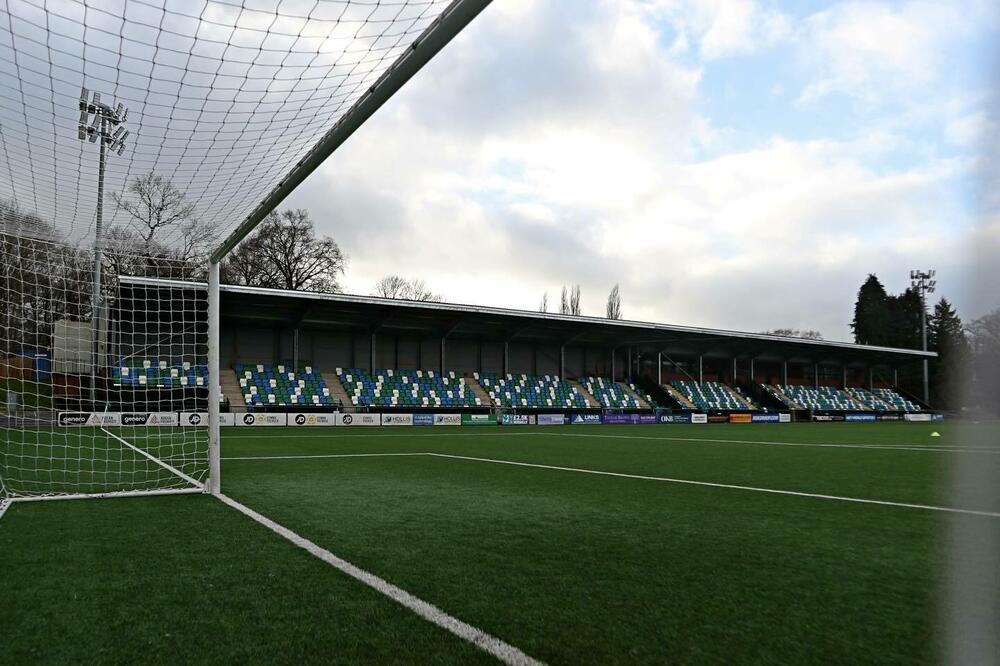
3, 422, 998, 663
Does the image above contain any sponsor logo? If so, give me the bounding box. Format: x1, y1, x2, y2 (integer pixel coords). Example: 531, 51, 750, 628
602, 414, 636, 425
338, 413, 378, 426
122, 413, 151, 426
690, 414, 708, 424
729, 413, 753, 424
58, 412, 89, 426
240, 413, 286, 426
844, 413, 877, 422
413, 414, 435, 426
382, 414, 414, 426
571, 414, 602, 425
219, 413, 236, 427
659, 414, 692, 424
502, 414, 532, 425
537, 414, 566, 426
637, 414, 658, 425
812, 415, 845, 422
462, 413, 497, 425
778, 413, 791, 423
751, 414, 780, 423
243, 413, 256, 425
904, 413, 932, 422
434, 414, 462, 426
707, 415, 729, 423
877, 414, 902, 421
294, 414, 307, 425
187, 413, 202, 425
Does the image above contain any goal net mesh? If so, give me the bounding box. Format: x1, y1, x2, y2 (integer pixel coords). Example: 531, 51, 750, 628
0, 0, 456, 500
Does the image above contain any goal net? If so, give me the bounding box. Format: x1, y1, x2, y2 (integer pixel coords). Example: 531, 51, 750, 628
0, 0, 488, 505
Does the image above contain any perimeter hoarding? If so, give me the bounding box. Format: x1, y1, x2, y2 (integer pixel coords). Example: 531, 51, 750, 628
289, 413, 338, 426
462, 413, 498, 426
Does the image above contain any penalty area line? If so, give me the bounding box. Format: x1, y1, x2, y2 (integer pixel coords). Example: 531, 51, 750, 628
215, 492, 543, 666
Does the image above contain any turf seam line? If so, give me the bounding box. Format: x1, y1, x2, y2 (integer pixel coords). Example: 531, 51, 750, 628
215, 492, 545, 666
101, 427, 205, 490
426, 454, 1000, 519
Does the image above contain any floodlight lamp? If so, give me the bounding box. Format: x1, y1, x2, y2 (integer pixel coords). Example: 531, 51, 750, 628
79, 109, 89, 124
112, 126, 125, 139
78, 125, 87, 140
88, 130, 98, 143
114, 102, 123, 119
92, 91, 101, 106
930, 270, 936, 277
117, 142, 126, 156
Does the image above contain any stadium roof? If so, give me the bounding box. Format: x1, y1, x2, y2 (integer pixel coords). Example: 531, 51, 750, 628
118, 276, 935, 367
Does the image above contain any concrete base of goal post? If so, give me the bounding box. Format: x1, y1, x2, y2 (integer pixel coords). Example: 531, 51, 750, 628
207, 260, 221, 495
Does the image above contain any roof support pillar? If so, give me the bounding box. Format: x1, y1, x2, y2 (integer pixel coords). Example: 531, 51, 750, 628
627, 347, 632, 382
869, 366, 874, 390
370, 331, 376, 374
699, 354, 704, 384
750, 357, 755, 385
440, 337, 446, 376
657, 352, 662, 385
478, 339, 483, 375
292, 328, 299, 372
732, 357, 737, 385
813, 363, 819, 388
782, 360, 788, 386
611, 348, 616, 382
842, 365, 848, 389
893, 367, 898, 388
560, 345, 565, 380
503, 341, 509, 377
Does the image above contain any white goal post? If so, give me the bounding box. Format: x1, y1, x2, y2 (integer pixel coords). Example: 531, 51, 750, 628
0, 0, 492, 510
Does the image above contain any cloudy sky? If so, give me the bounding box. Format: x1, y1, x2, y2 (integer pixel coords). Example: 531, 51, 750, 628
280, 0, 1000, 341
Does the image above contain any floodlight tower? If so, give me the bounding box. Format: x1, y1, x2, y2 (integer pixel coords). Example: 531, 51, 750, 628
78, 87, 128, 405
910, 269, 936, 405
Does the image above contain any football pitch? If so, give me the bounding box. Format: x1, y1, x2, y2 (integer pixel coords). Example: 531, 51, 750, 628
3, 422, 998, 664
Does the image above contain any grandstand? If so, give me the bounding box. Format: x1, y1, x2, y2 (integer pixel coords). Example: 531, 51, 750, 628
112, 360, 207, 388
112, 277, 935, 419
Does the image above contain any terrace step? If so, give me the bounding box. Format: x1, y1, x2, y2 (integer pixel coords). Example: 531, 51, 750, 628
568, 379, 600, 408
663, 384, 696, 410
219, 368, 246, 413
466, 375, 494, 407
621, 382, 651, 409
321, 371, 354, 411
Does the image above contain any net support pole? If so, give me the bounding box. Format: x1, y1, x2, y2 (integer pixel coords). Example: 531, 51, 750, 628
207, 261, 221, 495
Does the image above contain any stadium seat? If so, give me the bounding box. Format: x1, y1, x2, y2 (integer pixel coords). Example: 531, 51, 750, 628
765, 384, 868, 411
113, 359, 208, 388
479, 373, 588, 409
580, 377, 642, 409
670, 380, 756, 411
234, 363, 333, 408
338, 368, 482, 408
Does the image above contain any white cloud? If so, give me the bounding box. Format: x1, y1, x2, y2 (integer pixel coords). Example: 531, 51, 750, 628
796, 1, 975, 102
646, 0, 791, 59
283, 0, 996, 340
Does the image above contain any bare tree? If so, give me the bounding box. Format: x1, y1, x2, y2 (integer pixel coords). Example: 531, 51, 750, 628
539, 291, 548, 313
560, 286, 569, 314
570, 284, 581, 316
222, 209, 346, 292
112, 172, 196, 246
606, 283, 622, 320
373, 275, 443, 302
760, 328, 824, 340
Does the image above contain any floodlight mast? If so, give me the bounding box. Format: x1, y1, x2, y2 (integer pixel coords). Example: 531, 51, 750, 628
78, 87, 128, 406
910, 269, 936, 405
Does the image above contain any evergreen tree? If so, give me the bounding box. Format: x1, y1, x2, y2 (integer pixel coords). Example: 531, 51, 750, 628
851, 274, 891, 345
928, 298, 968, 410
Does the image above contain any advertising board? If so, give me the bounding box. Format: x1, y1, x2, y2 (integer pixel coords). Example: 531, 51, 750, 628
729, 413, 753, 424
602, 413, 636, 425
239, 413, 287, 426
381, 413, 414, 426
434, 414, 462, 426
904, 413, 932, 422
570, 413, 602, 425
462, 414, 497, 426
501, 414, 534, 425
778, 413, 791, 423
180, 412, 207, 427
690, 413, 708, 424
844, 413, 877, 422
337, 413, 379, 426
289, 413, 338, 426
751, 413, 780, 423
413, 413, 435, 426
537, 414, 567, 425
658, 413, 692, 424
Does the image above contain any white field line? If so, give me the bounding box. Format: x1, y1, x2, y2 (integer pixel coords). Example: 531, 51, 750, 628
101, 427, 205, 489
222, 451, 1000, 518
220, 429, 998, 454
223, 452, 427, 461
426, 453, 1000, 519
215, 492, 543, 666
0, 498, 9, 520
